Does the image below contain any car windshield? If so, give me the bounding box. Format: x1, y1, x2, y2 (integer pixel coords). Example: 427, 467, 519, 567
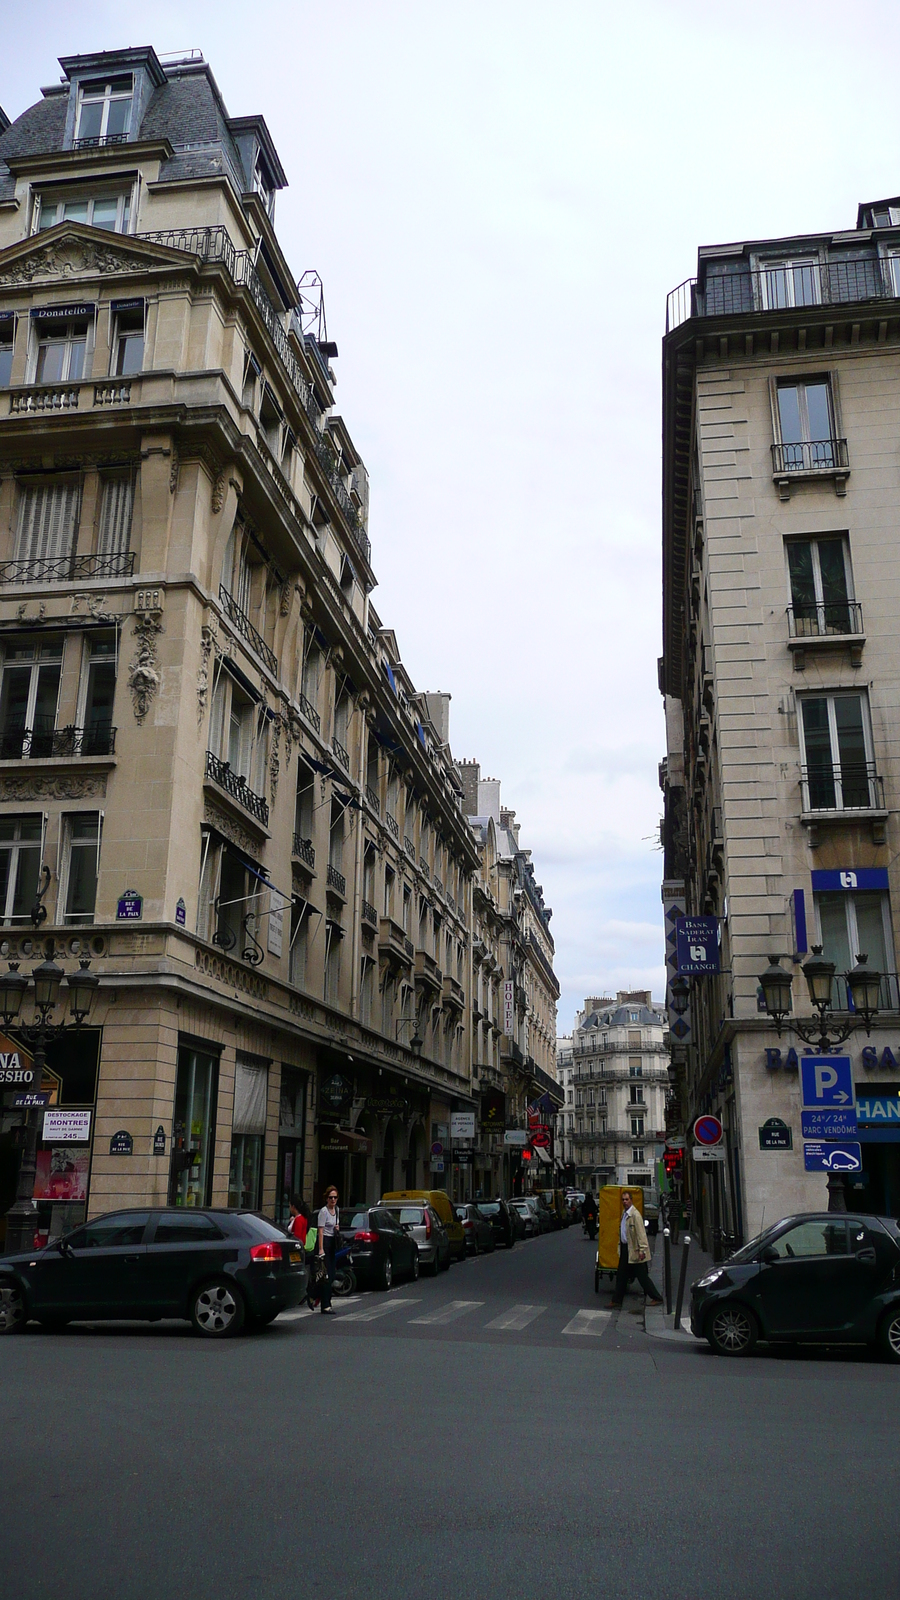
724, 1225, 781, 1265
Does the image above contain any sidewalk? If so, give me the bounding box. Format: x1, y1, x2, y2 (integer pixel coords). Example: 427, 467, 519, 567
643, 1231, 713, 1344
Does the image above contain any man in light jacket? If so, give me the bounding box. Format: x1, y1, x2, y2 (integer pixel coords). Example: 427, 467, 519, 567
611, 1190, 663, 1308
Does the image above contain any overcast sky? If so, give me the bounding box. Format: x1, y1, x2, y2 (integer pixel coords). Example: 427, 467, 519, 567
4, 1, 900, 1029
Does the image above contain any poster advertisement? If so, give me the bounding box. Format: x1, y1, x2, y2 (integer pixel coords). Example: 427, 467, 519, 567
34, 1146, 89, 1202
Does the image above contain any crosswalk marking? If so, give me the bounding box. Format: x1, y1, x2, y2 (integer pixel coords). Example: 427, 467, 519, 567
409, 1299, 484, 1326
561, 1309, 610, 1337
340, 1297, 421, 1323
485, 1304, 546, 1332
279, 1297, 363, 1322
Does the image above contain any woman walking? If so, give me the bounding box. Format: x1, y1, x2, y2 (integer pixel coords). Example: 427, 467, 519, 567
316, 1185, 340, 1316
287, 1196, 311, 1246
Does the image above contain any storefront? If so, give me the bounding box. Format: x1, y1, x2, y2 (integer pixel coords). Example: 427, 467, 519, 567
168, 1040, 220, 1207
0, 1026, 101, 1249
276, 1065, 309, 1227
856, 1081, 900, 1215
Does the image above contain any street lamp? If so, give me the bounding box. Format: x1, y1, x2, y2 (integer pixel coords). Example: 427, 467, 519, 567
669, 976, 690, 1016
4, 946, 99, 1256
757, 946, 880, 1051
758, 956, 793, 1030
395, 1017, 423, 1055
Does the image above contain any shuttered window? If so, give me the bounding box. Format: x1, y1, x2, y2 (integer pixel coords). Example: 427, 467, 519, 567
15, 478, 80, 563
97, 472, 133, 555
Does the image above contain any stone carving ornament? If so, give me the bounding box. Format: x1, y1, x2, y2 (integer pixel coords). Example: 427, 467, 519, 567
197, 625, 215, 727
0, 775, 107, 801
129, 613, 164, 724
202, 799, 258, 858
0, 235, 154, 287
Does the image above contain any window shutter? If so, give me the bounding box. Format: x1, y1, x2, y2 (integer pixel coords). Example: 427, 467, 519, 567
97, 473, 133, 555
16, 479, 80, 562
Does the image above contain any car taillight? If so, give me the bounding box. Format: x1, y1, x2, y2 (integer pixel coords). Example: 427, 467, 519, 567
463, 1220, 473, 1230
354, 1229, 379, 1243
423, 1212, 432, 1238
249, 1241, 283, 1262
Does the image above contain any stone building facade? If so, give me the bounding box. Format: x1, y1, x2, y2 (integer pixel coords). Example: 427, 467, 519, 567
661, 194, 900, 1246
565, 992, 668, 1197
0, 46, 484, 1243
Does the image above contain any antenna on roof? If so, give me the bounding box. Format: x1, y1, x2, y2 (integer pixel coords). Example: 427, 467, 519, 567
297, 270, 328, 343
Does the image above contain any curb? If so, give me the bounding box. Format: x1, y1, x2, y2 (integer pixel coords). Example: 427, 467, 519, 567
644, 1304, 702, 1344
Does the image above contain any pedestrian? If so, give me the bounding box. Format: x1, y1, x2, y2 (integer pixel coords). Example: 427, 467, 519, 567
316, 1184, 341, 1316
611, 1190, 662, 1308
287, 1195, 311, 1245
582, 1189, 597, 1238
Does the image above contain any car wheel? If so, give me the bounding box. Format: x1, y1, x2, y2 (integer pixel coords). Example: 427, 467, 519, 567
190, 1279, 245, 1338
0, 1281, 26, 1334
440, 1247, 451, 1272
427, 1251, 440, 1277
707, 1303, 758, 1357
410, 1251, 420, 1282
380, 1255, 393, 1292
878, 1307, 900, 1363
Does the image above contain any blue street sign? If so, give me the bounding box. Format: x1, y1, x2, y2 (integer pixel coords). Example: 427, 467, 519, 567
801, 1108, 859, 1139
675, 916, 721, 975
803, 1142, 862, 1173
800, 1055, 854, 1110
810, 869, 889, 893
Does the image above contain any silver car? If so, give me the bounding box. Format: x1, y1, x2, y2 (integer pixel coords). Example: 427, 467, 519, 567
510, 1198, 539, 1237
379, 1202, 450, 1276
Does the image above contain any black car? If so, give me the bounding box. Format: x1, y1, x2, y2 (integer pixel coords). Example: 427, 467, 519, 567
0, 1208, 307, 1338
474, 1198, 520, 1248
691, 1211, 900, 1360
455, 1204, 496, 1255
345, 1206, 420, 1291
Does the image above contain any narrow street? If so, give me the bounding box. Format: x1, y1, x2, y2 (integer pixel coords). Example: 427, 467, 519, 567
6, 1226, 900, 1600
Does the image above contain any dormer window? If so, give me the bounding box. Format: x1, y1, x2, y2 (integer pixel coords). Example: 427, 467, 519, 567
872, 207, 900, 228
253, 155, 275, 218
74, 75, 133, 147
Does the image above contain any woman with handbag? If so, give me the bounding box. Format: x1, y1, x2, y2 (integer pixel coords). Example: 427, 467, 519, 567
316, 1185, 341, 1315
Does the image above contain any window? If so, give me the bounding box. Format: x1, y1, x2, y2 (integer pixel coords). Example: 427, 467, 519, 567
259, 383, 284, 456
324, 921, 342, 1005
228, 1055, 268, 1209
629, 1085, 645, 1104
32, 310, 93, 385
402, 884, 411, 933
154, 1214, 223, 1243
97, 471, 134, 557
15, 477, 80, 566
79, 636, 116, 755
0, 316, 13, 386
767, 1220, 848, 1259
0, 639, 62, 758
68, 1213, 149, 1249
289, 898, 309, 988
169, 1044, 218, 1208
216, 844, 251, 951
111, 302, 144, 374
253, 154, 275, 218
786, 535, 854, 636
209, 669, 264, 793
294, 759, 314, 850
630, 1116, 645, 1137
242, 349, 261, 410
221, 520, 253, 616
37, 188, 132, 234
63, 813, 102, 924
775, 378, 838, 469
873, 207, 900, 228
629, 1057, 643, 1077
0, 815, 43, 922
74, 75, 133, 145
360, 956, 375, 1027
760, 257, 820, 309
816, 890, 894, 1008
800, 693, 875, 810
632, 1148, 645, 1164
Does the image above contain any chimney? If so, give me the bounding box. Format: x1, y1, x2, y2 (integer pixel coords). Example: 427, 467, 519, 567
455, 759, 480, 816
477, 778, 501, 825
423, 691, 451, 745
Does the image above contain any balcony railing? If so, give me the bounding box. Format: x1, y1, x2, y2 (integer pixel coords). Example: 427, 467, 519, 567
404, 833, 415, 857
419, 857, 430, 880
385, 811, 400, 840
772, 439, 849, 476
219, 584, 278, 675
787, 601, 864, 639
0, 719, 116, 760
93, 381, 132, 407
332, 736, 349, 771
297, 692, 321, 733
73, 133, 128, 149
0, 551, 135, 585
361, 899, 378, 927
326, 863, 346, 897
205, 750, 269, 826
800, 761, 884, 814
667, 256, 900, 333
365, 784, 380, 814
433, 876, 443, 898
291, 833, 315, 869
830, 972, 900, 1013
10, 386, 79, 414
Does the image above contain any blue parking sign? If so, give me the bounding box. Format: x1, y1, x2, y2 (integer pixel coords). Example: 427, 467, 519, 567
800, 1055, 854, 1110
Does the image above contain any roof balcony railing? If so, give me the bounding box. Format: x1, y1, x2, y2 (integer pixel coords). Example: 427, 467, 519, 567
800, 760, 885, 815
0, 551, 135, 586
205, 750, 269, 827
787, 601, 864, 639
667, 256, 900, 333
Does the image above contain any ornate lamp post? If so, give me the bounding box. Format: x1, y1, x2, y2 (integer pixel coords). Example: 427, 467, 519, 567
3, 951, 98, 1255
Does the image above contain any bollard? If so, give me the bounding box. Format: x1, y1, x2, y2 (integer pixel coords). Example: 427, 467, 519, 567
674, 1233, 692, 1332
663, 1227, 672, 1316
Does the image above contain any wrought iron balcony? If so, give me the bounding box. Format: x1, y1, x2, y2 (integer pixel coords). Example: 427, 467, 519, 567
205, 750, 269, 826
361, 899, 378, 927
332, 736, 349, 771
0, 718, 116, 760
667, 255, 900, 333
800, 760, 885, 815
219, 584, 278, 675
0, 551, 135, 585
73, 132, 128, 149
404, 833, 416, 858
433, 876, 443, 898
292, 833, 315, 869
419, 857, 430, 880
385, 810, 400, 840
787, 601, 863, 638
365, 784, 380, 814
297, 692, 321, 732
830, 972, 900, 1012
326, 862, 346, 897
772, 439, 849, 476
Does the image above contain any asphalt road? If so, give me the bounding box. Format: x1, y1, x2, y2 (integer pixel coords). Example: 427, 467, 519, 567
5, 1224, 900, 1600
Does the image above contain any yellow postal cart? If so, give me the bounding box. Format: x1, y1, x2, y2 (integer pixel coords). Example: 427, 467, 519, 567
594, 1185, 644, 1294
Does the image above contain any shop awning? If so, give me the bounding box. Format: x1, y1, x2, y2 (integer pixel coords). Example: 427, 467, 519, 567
532, 1146, 551, 1165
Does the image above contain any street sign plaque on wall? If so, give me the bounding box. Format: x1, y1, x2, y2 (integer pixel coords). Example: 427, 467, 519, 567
758, 1118, 792, 1151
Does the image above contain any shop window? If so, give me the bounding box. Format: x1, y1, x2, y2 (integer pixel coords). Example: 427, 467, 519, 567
0, 637, 63, 758
111, 301, 144, 375
169, 1045, 219, 1207
31, 311, 93, 385
277, 1066, 307, 1226
62, 812, 102, 925
0, 814, 43, 923
97, 471, 134, 556
15, 477, 81, 565
228, 1054, 268, 1209
0, 315, 13, 386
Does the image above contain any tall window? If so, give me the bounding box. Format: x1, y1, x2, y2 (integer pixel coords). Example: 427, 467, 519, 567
79, 636, 116, 755
787, 535, 854, 636
324, 921, 342, 1005
228, 1055, 268, 1209
15, 478, 80, 566
209, 669, 264, 793
630, 1116, 645, 1138
0, 316, 13, 386
0, 816, 43, 923
97, 471, 134, 557
800, 693, 874, 810
169, 1044, 218, 1208
360, 956, 375, 1026
776, 378, 837, 469
74, 76, 133, 145
62, 812, 102, 925
293, 759, 315, 853
37, 188, 132, 233
31, 311, 92, 385
221, 520, 253, 615
0, 638, 62, 758
816, 890, 894, 1008
760, 258, 820, 309
111, 302, 144, 374
289, 899, 309, 988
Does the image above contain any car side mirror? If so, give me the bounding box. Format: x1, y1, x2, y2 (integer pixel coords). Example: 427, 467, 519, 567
760, 1246, 780, 1264
57, 1238, 73, 1256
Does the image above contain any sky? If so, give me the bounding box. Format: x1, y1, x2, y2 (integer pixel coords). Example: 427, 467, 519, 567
3, 0, 900, 1029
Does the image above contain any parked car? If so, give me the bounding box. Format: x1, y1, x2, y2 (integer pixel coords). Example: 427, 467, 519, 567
345, 1206, 421, 1291
527, 1195, 555, 1234
455, 1204, 496, 1255
474, 1198, 520, 1248
381, 1189, 467, 1262
510, 1198, 539, 1237
0, 1207, 307, 1338
379, 1201, 451, 1275
536, 1189, 568, 1229
691, 1212, 900, 1360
